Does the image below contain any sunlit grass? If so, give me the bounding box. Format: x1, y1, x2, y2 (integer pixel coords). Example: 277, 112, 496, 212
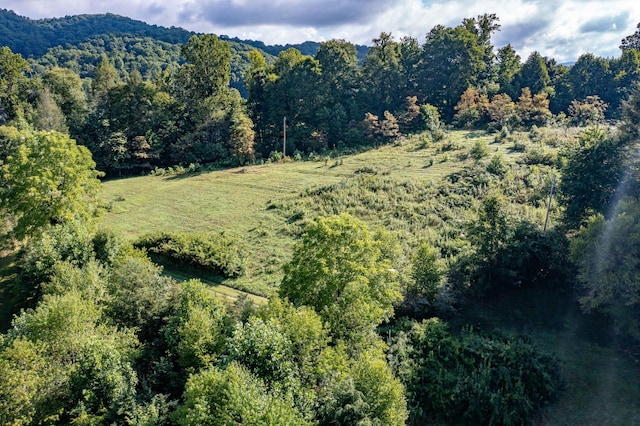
100, 129, 527, 295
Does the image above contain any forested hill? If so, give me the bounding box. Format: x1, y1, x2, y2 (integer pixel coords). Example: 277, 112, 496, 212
0, 9, 368, 63
0, 9, 368, 92
0, 9, 194, 57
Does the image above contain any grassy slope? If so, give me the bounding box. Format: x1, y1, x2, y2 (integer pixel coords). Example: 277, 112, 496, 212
98, 129, 640, 424
101, 130, 503, 294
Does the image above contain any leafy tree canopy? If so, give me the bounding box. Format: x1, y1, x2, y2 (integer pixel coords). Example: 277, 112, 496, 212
280, 214, 402, 348
0, 127, 103, 240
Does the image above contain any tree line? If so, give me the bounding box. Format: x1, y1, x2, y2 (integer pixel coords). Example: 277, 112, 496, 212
0, 14, 639, 176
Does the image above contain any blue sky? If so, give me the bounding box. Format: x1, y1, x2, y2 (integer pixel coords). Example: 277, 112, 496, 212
3, 0, 639, 63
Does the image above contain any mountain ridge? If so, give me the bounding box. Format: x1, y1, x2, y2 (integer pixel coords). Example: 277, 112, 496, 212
0, 9, 369, 60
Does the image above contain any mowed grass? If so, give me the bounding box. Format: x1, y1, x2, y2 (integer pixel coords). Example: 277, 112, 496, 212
100, 130, 501, 295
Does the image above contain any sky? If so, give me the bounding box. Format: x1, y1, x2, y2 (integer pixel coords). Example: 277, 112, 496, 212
3, 0, 639, 63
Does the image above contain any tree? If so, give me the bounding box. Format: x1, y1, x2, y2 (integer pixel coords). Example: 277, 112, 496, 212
1, 290, 139, 424
421, 24, 486, 119
408, 243, 445, 301
487, 92, 516, 129
42, 67, 88, 134
612, 49, 640, 103
462, 13, 501, 90
178, 34, 231, 102
164, 279, 227, 371
34, 88, 68, 133
315, 39, 362, 144
279, 214, 402, 348
620, 22, 640, 51
570, 202, 640, 340
106, 255, 176, 334
453, 87, 488, 128
0, 127, 103, 240
91, 54, 120, 102
0, 46, 34, 123
514, 51, 550, 96
229, 109, 255, 164
175, 362, 312, 426
361, 33, 404, 116
559, 127, 625, 229
496, 44, 521, 97
253, 298, 330, 387
516, 87, 552, 128
565, 54, 615, 113
568, 95, 608, 126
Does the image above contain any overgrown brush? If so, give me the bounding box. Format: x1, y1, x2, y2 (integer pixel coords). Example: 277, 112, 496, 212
387, 318, 564, 426
135, 231, 246, 278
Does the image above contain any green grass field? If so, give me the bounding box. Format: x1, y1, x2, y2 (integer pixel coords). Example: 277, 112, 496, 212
93, 128, 640, 424
100, 130, 520, 294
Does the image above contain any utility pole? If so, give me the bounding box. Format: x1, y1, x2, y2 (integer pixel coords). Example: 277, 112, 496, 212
283, 116, 287, 158
544, 175, 556, 231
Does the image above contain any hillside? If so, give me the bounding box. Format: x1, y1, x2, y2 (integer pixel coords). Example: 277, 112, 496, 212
97, 127, 640, 424
0, 9, 194, 57
0, 9, 368, 82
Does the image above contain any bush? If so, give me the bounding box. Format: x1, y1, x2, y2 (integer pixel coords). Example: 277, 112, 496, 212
521, 144, 558, 165
387, 318, 563, 426
470, 140, 489, 160
17, 221, 94, 305
135, 231, 246, 278
486, 153, 508, 176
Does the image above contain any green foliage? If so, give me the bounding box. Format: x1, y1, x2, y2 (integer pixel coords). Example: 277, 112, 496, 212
0, 10, 193, 58
315, 347, 408, 426
0, 127, 103, 240
175, 362, 312, 426
17, 221, 95, 306
486, 152, 508, 175
421, 23, 488, 119
135, 230, 246, 278
106, 255, 176, 332
179, 35, 231, 101
254, 298, 330, 386
559, 126, 625, 229
470, 139, 489, 159
34, 88, 68, 133
408, 243, 445, 301
41, 66, 88, 132
568, 95, 608, 126
387, 318, 563, 425
164, 279, 227, 371
349, 349, 409, 426
19, 221, 93, 283
514, 51, 551, 96
0, 46, 34, 123
280, 214, 402, 348
570, 197, 640, 341
1, 290, 139, 424
228, 316, 297, 387
461, 194, 569, 296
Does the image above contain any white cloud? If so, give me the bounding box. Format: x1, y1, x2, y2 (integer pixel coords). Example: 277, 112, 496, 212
3, 0, 640, 62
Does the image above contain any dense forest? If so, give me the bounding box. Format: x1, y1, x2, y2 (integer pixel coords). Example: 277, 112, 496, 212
1, 9, 640, 425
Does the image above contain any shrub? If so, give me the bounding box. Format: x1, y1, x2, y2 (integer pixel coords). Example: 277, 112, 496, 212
135, 231, 246, 278
486, 153, 508, 176
470, 140, 489, 160
521, 144, 558, 166
17, 221, 94, 305
387, 318, 563, 426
